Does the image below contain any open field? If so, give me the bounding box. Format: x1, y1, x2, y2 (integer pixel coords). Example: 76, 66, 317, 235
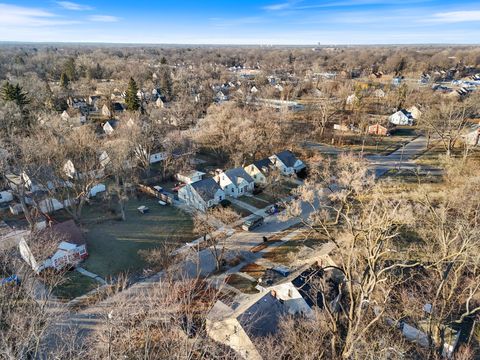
81, 196, 195, 279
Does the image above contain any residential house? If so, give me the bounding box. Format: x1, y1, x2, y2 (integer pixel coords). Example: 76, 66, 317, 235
155, 97, 164, 108
178, 178, 225, 211
244, 158, 273, 185
19, 220, 88, 273
176, 170, 205, 184
0, 190, 13, 204
103, 120, 115, 135
88, 95, 101, 110
215, 91, 228, 102
215, 168, 255, 198
368, 123, 389, 136
206, 282, 313, 360
112, 102, 125, 113
462, 126, 480, 147
269, 150, 306, 175
149, 151, 168, 164
389, 109, 414, 126
101, 104, 112, 118
392, 76, 403, 86
407, 106, 422, 120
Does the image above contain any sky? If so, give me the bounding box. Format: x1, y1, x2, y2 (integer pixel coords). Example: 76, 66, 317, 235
1, 1, 480, 45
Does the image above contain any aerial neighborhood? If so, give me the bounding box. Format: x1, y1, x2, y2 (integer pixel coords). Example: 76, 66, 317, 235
1, 13, 480, 359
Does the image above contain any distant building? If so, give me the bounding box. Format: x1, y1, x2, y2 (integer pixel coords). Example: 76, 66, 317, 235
368, 123, 389, 136
389, 110, 414, 126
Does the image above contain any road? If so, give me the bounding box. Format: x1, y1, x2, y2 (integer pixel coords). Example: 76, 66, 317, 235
366, 136, 441, 177
305, 136, 441, 178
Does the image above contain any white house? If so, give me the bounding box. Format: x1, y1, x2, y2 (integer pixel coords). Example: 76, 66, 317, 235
216, 91, 228, 102
389, 110, 414, 126
38, 197, 74, 214
250, 86, 258, 94
155, 97, 164, 108
244, 158, 273, 185
215, 168, 255, 198
103, 121, 115, 135
176, 170, 206, 184
61, 110, 70, 121
462, 126, 480, 147
178, 178, 225, 211
19, 220, 88, 273
206, 282, 313, 360
101, 104, 112, 118
269, 150, 306, 175
407, 106, 422, 120
149, 151, 168, 164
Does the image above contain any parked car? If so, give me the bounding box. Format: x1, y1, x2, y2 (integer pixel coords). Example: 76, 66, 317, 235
242, 215, 264, 231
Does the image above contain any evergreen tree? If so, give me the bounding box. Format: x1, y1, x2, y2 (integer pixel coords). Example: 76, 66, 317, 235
160, 56, 167, 65
63, 58, 76, 81
159, 70, 172, 99
60, 72, 70, 89
125, 77, 140, 111
1, 81, 30, 107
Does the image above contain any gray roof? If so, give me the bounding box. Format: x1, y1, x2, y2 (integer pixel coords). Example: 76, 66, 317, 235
191, 178, 222, 202
224, 167, 254, 185
253, 158, 273, 172
236, 292, 286, 338
274, 150, 298, 168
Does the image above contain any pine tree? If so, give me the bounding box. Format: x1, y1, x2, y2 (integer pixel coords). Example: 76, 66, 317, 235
1, 81, 30, 107
60, 72, 70, 89
125, 77, 140, 111
160, 56, 167, 65
1, 81, 15, 102
63, 58, 76, 81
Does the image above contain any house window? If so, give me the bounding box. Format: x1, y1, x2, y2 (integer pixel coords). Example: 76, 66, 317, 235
231, 188, 234, 193
219, 195, 222, 200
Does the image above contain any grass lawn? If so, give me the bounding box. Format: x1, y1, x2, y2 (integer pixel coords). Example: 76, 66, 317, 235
238, 195, 271, 209
255, 191, 279, 204
225, 273, 259, 294
229, 203, 252, 218
263, 237, 325, 265
82, 196, 195, 278
52, 271, 99, 301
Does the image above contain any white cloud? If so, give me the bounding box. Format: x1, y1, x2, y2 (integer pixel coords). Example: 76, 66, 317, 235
0, 3, 79, 27
88, 15, 120, 22
263, 1, 301, 11
57, 1, 93, 11
429, 11, 480, 23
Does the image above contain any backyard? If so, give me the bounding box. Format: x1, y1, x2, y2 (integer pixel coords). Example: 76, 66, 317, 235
80, 196, 196, 279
